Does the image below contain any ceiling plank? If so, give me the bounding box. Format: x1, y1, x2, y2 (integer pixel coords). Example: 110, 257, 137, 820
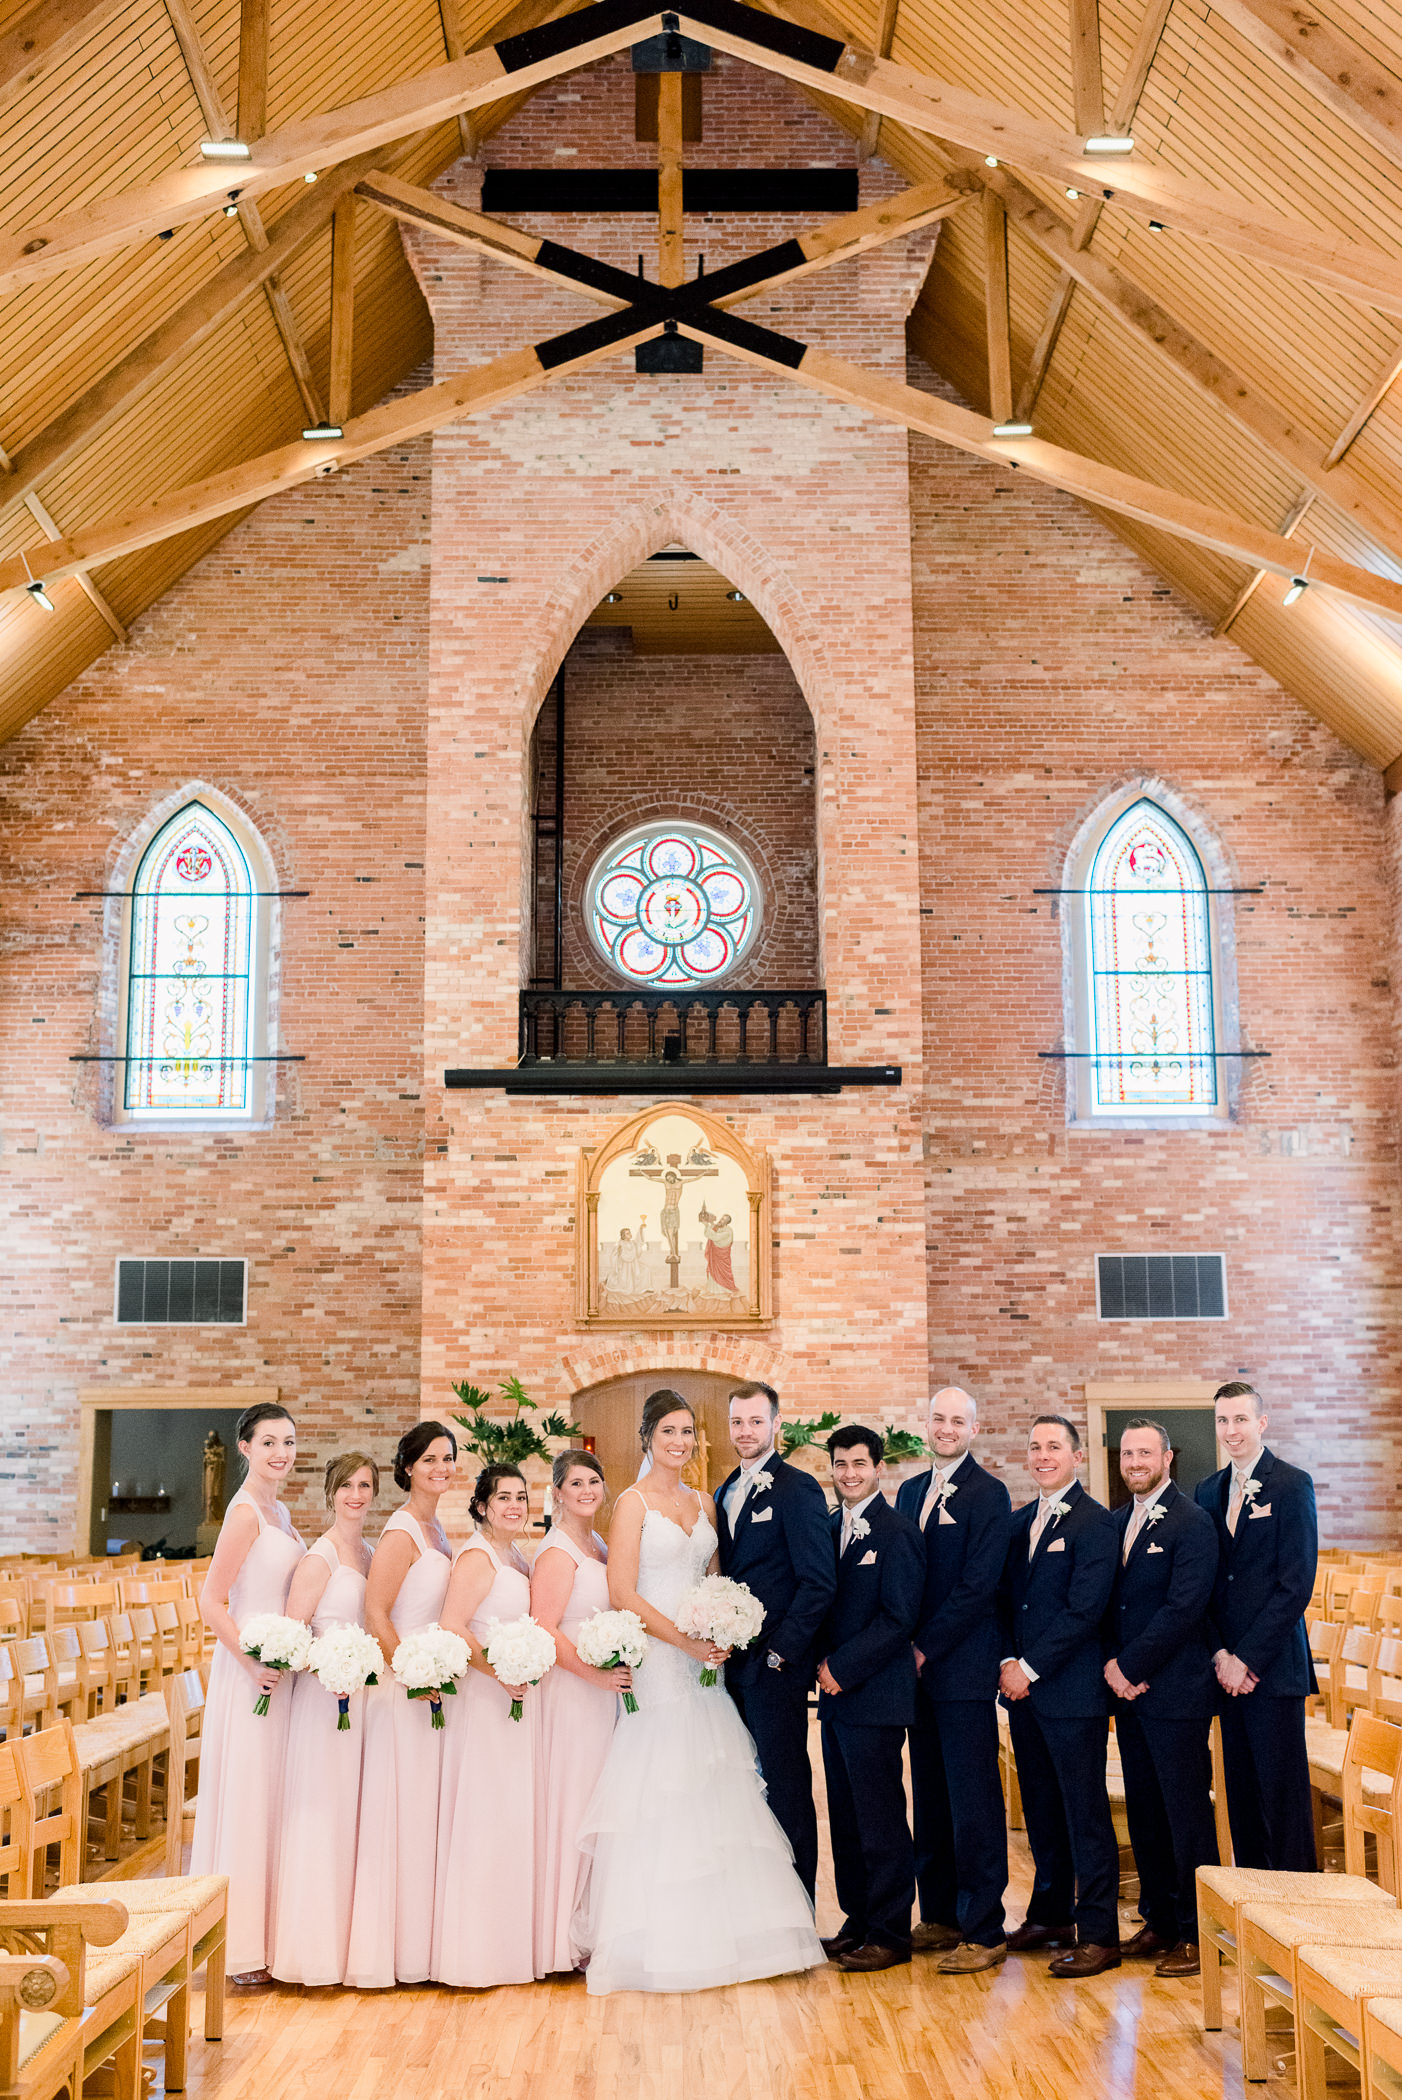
1325, 341, 1402, 470
1068, 0, 1104, 136
11, 0, 1402, 322
982, 187, 1013, 423
1207, 0, 1402, 181
0, 0, 129, 112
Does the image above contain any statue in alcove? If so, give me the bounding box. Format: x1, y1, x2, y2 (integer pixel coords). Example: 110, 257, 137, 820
201, 1429, 226, 1525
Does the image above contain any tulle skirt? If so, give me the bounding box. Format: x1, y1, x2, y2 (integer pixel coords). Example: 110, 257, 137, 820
571, 1679, 824, 1995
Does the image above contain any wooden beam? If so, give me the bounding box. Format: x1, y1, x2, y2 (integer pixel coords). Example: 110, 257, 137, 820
328, 197, 356, 427
24, 492, 127, 641
1, 147, 387, 515
1384, 751, 1402, 798
12, 0, 1402, 321
977, 160, 1402, 566
858, 0, 900, 161
1069, 0, 1171, 247
657, 71, 685, 287
1014, 267, 1074, 422
0, 324, 664, 601
0, 0, 129, 113
1068, 0, 1104, 136
1214, 488, 1313, 635
1207, 0, 1402, 182
237, 0, 269, 143
982, 188, 1013, 422
1325, 340, 1402, 469
435, 0, 478, 158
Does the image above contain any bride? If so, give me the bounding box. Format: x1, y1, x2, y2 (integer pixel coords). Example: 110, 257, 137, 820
571, 1389, 825, 1994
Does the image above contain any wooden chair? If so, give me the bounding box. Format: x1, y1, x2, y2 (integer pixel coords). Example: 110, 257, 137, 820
12, 1640, 57, 1736
1196, 1865, 1392, 2035
115, 1580, 185, 1614
1298, 1944, 1402, 2100
74, 1621, 116, 1720
104, 1616, 141, 1708
1309, 1619, 1344, 1719
153, 1601, 182, 1677
1363, 1994, 1402, 2100
0, 1649, 23, 1744
1236, 1900, 1402, 2081
0, 1894, 139, 2100
43, 1631, 84, 1730
175, 1599, 204, 1672
0, 1599, 26, 1646
1345, 1714, 1402, 1891
161, 1672, 205, 1877
124, 1609, 161, 1694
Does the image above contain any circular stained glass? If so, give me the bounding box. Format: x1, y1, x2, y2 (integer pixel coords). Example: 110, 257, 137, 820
587, 824, 759, 986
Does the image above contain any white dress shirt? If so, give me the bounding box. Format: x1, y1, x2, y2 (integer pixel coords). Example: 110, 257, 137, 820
1122, 1478, 1170, 1561
919, 1452, 966, 1530
839, 1489, 881, 1554
725, 1450, 776, 1528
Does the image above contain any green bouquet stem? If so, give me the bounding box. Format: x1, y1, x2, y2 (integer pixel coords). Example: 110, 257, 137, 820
509, 1697, 524, 1722
699, 1665, 719, 1688
408, 1682, 455, 1729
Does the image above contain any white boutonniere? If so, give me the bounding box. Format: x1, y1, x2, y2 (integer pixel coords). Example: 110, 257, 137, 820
1050, 1499, 1072, 1519
936, 1479, 957, 1504
1241, 1478, 1260, 1503
1146, 1502, 1168, 1525
751, 1471, 773, 1495
849, 1514, 871, 1541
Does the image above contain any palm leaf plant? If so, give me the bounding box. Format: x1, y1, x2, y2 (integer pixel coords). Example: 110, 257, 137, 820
450, 1373, 582, 1464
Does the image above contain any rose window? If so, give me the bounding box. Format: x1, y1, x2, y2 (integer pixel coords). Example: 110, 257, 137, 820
587, 824, 759, 986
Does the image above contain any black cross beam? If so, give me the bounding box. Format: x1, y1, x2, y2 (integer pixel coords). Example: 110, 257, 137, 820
526, 234, 812, 373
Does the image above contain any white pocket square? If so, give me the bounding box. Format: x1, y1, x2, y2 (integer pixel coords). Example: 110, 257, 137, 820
750, 1507, 773, 1524
1046, 1538, 1066, 1553
1147, 1543, 1165, 1554
1248, 1503, 1272, 1519
858, 1549, 878, 1565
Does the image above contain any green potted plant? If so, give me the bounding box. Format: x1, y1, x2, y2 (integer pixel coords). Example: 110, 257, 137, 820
449, 1376, 583, 1522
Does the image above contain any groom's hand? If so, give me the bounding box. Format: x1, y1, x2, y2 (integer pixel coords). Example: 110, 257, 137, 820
817, 1660, 841, 1695
999, 1660, 1032, 1702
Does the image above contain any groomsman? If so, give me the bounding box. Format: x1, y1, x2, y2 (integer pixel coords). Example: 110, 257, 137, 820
1195, 1380, 1319, 1871
817, 1425, 925, 1974
998, 1414, 1121, 1976
714, 1379, 836, 1898
895, 1387, 1012, 1972
1105, 1419, 1220, 1979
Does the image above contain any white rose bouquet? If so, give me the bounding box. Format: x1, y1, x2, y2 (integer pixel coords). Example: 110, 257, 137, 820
305, 1621, 385, 1731
238, 1613, 312, 1716
574, 1607, 648, 1714
674, 1575, 765, 1687
484, 1614, 557, 1721
390, 1622, 471, 1729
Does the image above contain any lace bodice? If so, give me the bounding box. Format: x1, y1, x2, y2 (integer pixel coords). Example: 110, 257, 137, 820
630, 1500, 718, 1712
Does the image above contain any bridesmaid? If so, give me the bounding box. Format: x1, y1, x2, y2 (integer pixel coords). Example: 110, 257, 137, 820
270, 1450, 378, 1987
191, 1401, 306, 1985
531, 1449, 630, 1977
344, 1421, 457, 1990
431, 1463, 539, 1988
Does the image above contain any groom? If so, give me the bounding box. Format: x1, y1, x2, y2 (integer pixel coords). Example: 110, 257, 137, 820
715, 1380, 836, 1898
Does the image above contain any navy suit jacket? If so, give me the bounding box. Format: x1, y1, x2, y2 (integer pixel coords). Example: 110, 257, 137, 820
714, 1453, 836, 1686
997, 1478, 1118, 1720
895, 1451, 1012, 1703
1106, 1480, 1219, 1719
1194, 1447, 1318, 1697
816, 1493, 924, 1730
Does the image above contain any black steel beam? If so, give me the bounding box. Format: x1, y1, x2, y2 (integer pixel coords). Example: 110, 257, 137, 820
482, 171, 859, 214
444, 1064, 901, 1093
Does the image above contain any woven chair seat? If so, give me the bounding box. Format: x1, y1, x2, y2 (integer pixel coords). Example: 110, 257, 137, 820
1299, 1944, 1402, 1997
81, 1944, 144, 2002
1364, 1995, 1402, 2045
57, 1874, 227, 1917
17, 2009, 75, 2070
1199, 1866, 1392, 1906
1307, 1727, 1350, 1781
1240, 1902, 1402, 1955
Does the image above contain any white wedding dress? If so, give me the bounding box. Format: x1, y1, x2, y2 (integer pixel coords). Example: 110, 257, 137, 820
571, 1501, 825, 1994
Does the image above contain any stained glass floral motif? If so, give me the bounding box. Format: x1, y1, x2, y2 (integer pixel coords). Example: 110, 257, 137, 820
124, 802, 254, 1113
1087, 799, 1216, 1113
589, 825, 757, 986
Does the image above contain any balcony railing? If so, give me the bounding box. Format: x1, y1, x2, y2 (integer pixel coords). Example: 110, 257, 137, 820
519, 987, 827, 1066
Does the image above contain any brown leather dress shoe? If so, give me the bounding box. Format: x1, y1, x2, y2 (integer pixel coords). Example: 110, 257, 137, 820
821, 1934, 858, 1960
1154, 1942, 1202, 1978
837, 1944, 912, 1973
1006, 1922, 1077, 1953
1047, 1943, 1122, 1978
1122, 1925, 1175, 1959
937, 1941, 1008, 1974
911, 1921, 962, 1954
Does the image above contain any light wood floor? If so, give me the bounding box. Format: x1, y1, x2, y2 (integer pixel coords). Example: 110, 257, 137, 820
154, 1727, 1273, 2100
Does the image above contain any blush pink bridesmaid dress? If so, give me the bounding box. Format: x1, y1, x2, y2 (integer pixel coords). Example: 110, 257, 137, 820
270, 1534, 370, 1985
344, 1508, 451, 1988
430, 1535, 538, 1988
531, 1527, 618, 1977
190, 1486, 306, 1973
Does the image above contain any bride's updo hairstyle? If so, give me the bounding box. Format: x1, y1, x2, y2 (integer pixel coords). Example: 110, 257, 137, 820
638, 1389, 696, 1456
551, 1447, 606, 1493
470, 1462, 527, 1525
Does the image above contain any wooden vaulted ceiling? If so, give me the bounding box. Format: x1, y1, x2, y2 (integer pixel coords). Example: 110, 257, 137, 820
4, 0, 1402, 765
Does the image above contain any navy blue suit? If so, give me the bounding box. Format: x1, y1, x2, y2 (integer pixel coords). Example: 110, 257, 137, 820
896, 1452, 1012, 1946
818, 1494, 925, 1954
997, 1479, 1121, 1947
715, 1453, 836, 1896
1195, 1447, 1319, 1871
1107, 1482, 1220, 1943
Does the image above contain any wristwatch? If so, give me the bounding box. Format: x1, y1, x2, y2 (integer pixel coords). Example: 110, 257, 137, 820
766, 1650, 785, 1672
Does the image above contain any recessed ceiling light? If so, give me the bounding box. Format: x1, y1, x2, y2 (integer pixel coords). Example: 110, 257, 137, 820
1084, 135, 1134, 154
984, 155, 999, 168
991, 420, 1034, 438
26, 580, 55, 612
1066, 187, 1079, 199
201, 139, 252, 160
1282, 577, 1308, 606
302, 424, 343, 440
726, 590, 746, 602
304, 171, 318, 183
604, 591, 622, 603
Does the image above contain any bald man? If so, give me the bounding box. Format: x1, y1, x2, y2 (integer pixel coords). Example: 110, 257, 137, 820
895, 1388, 1013, 1971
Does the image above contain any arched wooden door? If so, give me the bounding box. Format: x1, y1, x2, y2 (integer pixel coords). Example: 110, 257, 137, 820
572, 1370, 740, 1532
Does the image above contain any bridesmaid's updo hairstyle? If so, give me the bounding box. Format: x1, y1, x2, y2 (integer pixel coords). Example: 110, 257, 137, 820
551, 1447, 605, 1492
235, 1401, 294, 1452
638, 1389, 696, 1454
392, 1419, 457, 1493
470, 1462, 527, 1524
323, 1449, 381, 1506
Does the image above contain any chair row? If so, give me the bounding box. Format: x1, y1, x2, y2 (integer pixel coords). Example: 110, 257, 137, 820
0, 1717, 226, 2100
0, 1567, 212, 1642
1, 1608, 205, 1736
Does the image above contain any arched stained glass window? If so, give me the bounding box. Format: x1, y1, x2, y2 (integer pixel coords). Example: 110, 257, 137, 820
587, 823, 759, 986
1086, 798, 1217, 1114
123, 802, 256, 1115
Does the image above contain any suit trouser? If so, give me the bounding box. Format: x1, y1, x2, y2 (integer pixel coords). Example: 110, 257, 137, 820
1218, 1692, 1316, 1872
909, 1691, 1007, 1946
821, 1716, 914, 1952
728, 1671, 819, 1899
1006, 1704, 1120, 1947
1114, 1707, 1219, 1943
